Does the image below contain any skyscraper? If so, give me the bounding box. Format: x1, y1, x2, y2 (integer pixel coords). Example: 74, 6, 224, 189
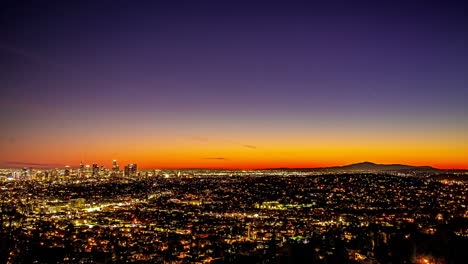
79, 161, 84, 175
112, 160, 119, 171
92, 163, 99, 176
124, 164, 137, 177
64, 166, 70, 177
22, 167, 30, 180
130, 164, 137, 176
130, 164, 137, 175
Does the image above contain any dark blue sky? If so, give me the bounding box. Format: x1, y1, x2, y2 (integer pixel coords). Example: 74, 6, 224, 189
1, 0, 467, 168
3, 0, 467, 106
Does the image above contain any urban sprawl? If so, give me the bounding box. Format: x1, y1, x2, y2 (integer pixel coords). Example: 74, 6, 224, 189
0, 161, 467, 264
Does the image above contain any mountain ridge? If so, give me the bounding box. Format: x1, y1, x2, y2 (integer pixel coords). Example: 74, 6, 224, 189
259, 162, 439, 171
324, 161, 436, 171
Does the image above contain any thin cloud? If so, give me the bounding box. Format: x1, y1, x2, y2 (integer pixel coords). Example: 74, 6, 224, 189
182, 135, 257, 150
0, 42, 61, 68
5, 161, 63, 167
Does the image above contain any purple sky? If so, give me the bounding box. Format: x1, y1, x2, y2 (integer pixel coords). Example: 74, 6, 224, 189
1, 0, 467, 168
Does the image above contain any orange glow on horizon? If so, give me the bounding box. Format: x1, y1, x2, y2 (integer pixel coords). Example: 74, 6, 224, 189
1, 119, 466, 170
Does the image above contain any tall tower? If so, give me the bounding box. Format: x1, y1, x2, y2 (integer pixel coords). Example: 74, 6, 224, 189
124, 165, 129, 177
92, 163, 99, 176
112, 160, 119, 171
22, 167, 30, 180
79, 161, 84, 175
130, 164, 137, 176
124, 164, 137, 177
64, 166, 70, 177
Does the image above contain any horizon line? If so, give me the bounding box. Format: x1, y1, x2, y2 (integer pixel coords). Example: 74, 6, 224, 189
2, 161, 467, 170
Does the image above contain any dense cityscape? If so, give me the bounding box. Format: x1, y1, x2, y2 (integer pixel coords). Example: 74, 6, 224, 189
1, 161, 467, 263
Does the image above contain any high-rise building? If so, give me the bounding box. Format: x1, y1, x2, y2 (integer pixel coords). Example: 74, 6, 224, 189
64, 166, 70, 176
92, 163, 99, 176
112, 160, 119, 171
130, 164, 137, 176
124, 164, 137, 177
79, 161, 84, 175
22, 167, 30, 180
12, 172, 21, 180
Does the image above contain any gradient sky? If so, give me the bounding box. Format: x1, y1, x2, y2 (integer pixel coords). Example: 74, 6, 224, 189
1, 0, 467, 169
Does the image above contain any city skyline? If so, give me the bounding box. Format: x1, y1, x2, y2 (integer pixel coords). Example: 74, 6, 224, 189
1, 0, 467, 169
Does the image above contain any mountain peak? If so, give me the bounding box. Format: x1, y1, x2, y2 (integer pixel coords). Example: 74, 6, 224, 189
355, 161, 376, 165
332, 162, 436, 171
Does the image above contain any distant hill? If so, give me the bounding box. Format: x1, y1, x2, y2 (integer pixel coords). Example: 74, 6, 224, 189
324, 161, 437, 171
260, 162, 439, 171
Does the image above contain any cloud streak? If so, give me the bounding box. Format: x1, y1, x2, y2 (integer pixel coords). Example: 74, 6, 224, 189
0, 42, 61, 68
202, 158, 227, 160
183, 134, 258, 150
5, 161, 64, 167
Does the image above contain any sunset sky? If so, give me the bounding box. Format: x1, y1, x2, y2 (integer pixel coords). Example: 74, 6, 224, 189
1, 0, 467, 169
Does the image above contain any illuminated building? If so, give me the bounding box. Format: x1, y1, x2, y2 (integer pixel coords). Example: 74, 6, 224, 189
112, 160, 119, 171
92, 163, 99, 176
124, 164, 137, 177
64, 166, 70, 176
22, 167, 30, 180
79, 161, 84, 174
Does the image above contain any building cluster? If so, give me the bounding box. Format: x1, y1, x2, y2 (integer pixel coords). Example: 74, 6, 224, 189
0, 161, 145, 181
0, 164, 467, 263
